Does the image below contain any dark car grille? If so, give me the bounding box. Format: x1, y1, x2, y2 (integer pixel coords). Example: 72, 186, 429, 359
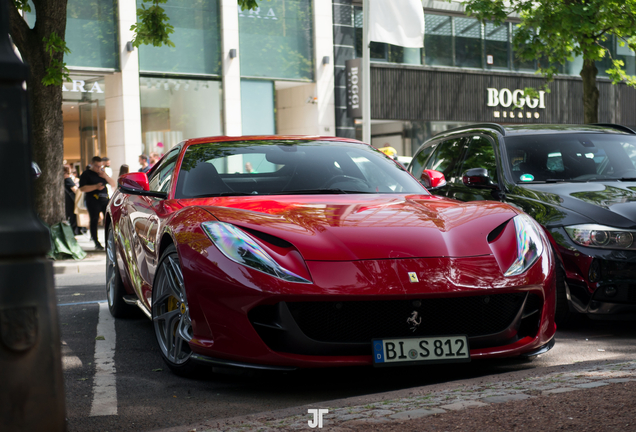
286, 293, 526, 343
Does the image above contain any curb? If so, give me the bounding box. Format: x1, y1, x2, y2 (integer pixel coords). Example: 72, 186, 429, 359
149, 358, 636, 432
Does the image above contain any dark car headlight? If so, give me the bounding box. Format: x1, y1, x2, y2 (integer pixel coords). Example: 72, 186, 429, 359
505, 214, 545, 277
201, 221, 310, 283
565, 224, 635, 250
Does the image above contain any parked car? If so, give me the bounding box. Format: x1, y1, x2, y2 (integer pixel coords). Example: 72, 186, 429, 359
106, 135, 555, 375
409, 123, 636, 325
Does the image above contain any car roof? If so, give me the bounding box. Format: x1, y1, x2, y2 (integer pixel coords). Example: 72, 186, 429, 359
182, 135, 365, 149
431, 123, 636, 140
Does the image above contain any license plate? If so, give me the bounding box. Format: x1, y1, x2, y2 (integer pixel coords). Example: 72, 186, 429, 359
372, 335, 470, 366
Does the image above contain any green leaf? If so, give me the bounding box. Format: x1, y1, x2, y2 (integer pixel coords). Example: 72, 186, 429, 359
41, 32, 71, 87
152, 368, 163, 372
95, 335, 105, 340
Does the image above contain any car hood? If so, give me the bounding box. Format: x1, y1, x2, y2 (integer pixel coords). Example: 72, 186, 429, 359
182, 194, 519, 261
520, 181, 636, 229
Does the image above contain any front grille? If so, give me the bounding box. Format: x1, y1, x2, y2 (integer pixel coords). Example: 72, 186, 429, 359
286, 293, 526, 343
599, 260, 636, 281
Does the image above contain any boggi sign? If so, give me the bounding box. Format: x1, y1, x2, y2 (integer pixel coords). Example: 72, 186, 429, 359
487, 88, 545, 109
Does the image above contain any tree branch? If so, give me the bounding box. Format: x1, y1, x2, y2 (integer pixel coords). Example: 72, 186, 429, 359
7, 1, 31, 55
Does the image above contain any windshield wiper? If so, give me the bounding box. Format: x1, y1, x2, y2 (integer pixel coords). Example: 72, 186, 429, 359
278, 188, 372, 195
189, 192, 263, 198
618, 178, 636, 182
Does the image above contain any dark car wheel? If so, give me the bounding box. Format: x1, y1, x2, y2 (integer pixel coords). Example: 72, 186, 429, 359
152, 244, 199, 376
106, 225, 136, 318
554, 262, 572, 327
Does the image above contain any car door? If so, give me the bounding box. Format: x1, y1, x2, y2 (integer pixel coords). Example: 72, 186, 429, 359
452, 134, 502, 202
124, 147, 181, 306
412, 136, 466, 197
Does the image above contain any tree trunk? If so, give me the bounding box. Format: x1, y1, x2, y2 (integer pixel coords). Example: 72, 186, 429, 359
8, 1, 68, 226
580, 58, 599, 124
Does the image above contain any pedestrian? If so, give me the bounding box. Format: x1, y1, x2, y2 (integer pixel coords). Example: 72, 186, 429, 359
149, 152, 160, 167
119, 164, 129, 177
138, 154, 150, 173
79, 156, 116, 250
63, 165, 80, 235
102, 157, 113, 196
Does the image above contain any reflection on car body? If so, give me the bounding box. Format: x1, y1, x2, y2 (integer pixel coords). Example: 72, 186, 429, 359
106, 136, 556, 376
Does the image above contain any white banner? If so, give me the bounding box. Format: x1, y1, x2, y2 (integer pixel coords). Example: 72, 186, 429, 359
368, 0, 424, 48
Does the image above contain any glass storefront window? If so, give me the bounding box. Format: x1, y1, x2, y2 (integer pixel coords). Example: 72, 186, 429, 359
424, 14, 453, 66
138, 0, 221, 75
240, 80, 275, 135
139, 77, 222, 155
455, 17, 482, 68
239, 0, 314, 80
24, 0, 119, 69
512, 26, 537, 71
485, 22, 509, 69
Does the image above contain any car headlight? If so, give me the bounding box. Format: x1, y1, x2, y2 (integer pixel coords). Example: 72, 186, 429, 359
505, 214, 545, 277
565, 224, 635, 250
201, 221, 310, 283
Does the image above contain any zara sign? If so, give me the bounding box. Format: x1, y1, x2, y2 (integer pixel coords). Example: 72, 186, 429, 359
62, 80, 104, 93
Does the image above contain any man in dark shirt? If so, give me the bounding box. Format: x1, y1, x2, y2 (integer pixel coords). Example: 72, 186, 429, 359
79, 156, 116, 250
138, 154, 150, 173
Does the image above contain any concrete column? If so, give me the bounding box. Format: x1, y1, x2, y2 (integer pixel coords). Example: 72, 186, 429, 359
105, 0, 143, 173
313, 0, 336, 136
221, 0, 242, 136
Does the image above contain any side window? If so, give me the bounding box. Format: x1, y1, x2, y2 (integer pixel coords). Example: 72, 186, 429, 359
148, 148, 181, 193
459, 136, 499, 184
424, 138, 464, 179
409, 144, 437, 179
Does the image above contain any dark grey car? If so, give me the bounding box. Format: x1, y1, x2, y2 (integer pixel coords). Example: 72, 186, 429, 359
409, 123, 636, 325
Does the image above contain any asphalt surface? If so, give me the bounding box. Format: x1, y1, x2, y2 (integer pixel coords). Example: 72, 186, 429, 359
54, 233, 636, 432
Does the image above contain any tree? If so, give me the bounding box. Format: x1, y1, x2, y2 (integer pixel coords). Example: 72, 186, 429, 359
8, 0, 261, 226
462, 0, 636, 124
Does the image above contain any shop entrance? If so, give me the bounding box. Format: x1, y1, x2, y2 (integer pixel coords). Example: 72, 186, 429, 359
62, 76, 106, 174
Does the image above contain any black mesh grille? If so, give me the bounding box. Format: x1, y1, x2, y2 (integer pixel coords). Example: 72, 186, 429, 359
286, 293, 526, 343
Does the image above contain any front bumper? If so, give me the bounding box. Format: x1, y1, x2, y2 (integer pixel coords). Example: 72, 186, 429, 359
551, 227, 636, 316
179, 245, 556, 368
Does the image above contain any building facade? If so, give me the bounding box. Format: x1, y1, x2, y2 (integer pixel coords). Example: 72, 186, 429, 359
26, 0, 335, 175
333, 0, 636, 157
23, 0, 636, 173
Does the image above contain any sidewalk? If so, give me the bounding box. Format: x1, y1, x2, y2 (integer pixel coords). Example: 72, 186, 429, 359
153, 358, 636, 432
52, 229, 106, 275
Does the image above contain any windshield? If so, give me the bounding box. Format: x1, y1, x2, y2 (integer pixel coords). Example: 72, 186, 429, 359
175, 140, 427, 198
505, 133, 636, 183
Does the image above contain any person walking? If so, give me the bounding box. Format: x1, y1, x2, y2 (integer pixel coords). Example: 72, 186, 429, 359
63, 165, 79, 235
79, 156, 115, 250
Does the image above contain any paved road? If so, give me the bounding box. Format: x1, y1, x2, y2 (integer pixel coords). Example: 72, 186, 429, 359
55, 258, 636, 432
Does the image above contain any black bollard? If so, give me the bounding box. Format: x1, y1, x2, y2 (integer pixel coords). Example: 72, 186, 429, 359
0, 0, 66, 430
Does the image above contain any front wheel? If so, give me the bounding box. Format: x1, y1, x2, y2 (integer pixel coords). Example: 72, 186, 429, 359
152, 244, 199, 376
554, 262, 572, 327
106, 225, 136, 318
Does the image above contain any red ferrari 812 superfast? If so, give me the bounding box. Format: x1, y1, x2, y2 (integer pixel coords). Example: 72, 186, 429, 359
105, 136, 556, 375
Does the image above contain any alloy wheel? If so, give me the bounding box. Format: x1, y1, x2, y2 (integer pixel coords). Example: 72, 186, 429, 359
152, 253, 193, 365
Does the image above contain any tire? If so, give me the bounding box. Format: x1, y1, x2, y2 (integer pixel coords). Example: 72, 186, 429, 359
554, 262, 572, 327
152, 244, 199, 376
106, 225, 137, 318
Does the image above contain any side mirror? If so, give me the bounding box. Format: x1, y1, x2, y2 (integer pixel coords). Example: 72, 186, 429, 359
462, 168, 498, 189
420, 169, 447, 189
118, 172, 166, 198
